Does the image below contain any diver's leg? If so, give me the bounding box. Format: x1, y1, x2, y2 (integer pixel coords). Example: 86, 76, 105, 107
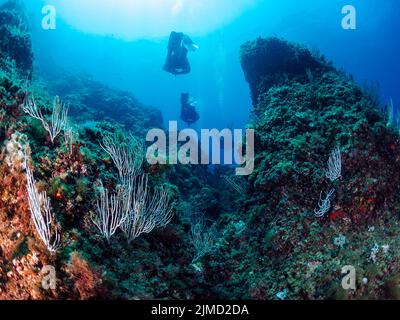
163, 50, 172, 72
164, 51, 180, 74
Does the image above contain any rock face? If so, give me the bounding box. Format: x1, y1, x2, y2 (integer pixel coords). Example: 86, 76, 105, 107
206, 38, 400, 300
2, 2, 400, 300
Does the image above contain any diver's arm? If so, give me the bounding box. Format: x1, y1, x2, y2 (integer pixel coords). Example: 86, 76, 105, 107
183, 34, 199, 52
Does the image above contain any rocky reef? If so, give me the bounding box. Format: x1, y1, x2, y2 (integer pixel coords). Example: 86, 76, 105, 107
1, 1, 400, 301
0, 1, 239, 300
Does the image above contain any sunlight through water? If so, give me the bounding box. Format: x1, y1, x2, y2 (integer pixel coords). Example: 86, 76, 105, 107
42, 0, 261, 39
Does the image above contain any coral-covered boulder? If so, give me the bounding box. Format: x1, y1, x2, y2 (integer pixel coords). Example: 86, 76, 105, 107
241, 37, 400, 227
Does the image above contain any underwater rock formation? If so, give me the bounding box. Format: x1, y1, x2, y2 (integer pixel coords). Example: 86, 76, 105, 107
2, 1, 400, 301
206, 37, 400, 299
0, 2, 191, 299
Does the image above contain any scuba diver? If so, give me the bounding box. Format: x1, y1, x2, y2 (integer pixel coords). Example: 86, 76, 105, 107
163, 31, 199, 75
180, 93, 199, 126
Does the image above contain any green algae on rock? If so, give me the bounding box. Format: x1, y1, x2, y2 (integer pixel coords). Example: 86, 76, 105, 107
208, 37, 400, 299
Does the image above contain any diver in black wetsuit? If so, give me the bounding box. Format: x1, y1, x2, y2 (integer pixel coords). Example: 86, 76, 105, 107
180, 92, 199, 126
163, 32, 200, 124
163, 31, 199, 75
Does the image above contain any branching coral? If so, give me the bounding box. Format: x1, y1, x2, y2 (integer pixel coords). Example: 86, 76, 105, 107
314, 189, 335, 218
92, 175, 174, 244
63, 124, 78, 156
100, 131, 144, 184
91, 182, 129, 242
120, 175, 174, 244
223, 175, 246, 194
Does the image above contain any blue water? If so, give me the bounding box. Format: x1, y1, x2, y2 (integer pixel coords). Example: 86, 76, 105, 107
10, 0, 400, 130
